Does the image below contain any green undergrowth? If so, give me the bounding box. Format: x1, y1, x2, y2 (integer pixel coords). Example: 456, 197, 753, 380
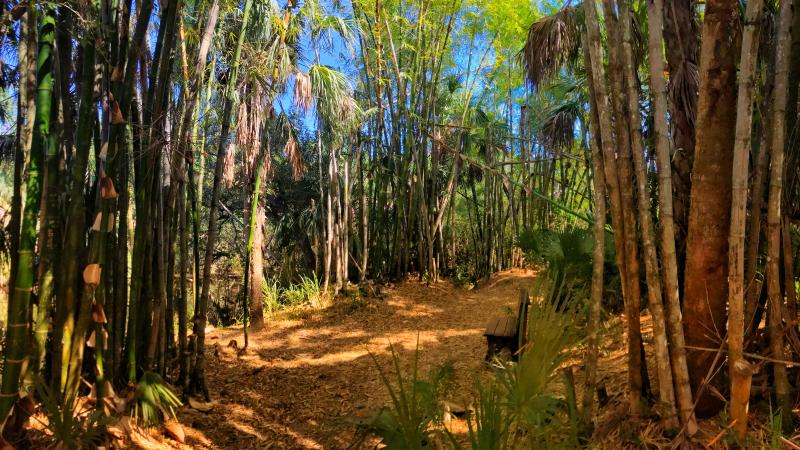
362, 282, 584, 449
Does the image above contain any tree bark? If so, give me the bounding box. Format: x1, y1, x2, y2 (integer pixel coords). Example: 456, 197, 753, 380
618, 0, 677, 427
726, 0, 764, 436
0, 6, 54, 422
765, 0, 794, 428
580, 35, 606, 426
663, 0, 698, 271
682, 0, 739, 416
189, 0, 253, 399
583, 0, 643, 415
646, 0, 697, 433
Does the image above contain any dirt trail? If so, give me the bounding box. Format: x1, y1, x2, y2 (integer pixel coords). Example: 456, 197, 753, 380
175, 269, 538, 449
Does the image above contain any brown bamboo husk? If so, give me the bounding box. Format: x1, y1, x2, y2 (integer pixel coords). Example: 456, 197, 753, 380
83, 264, 102, 287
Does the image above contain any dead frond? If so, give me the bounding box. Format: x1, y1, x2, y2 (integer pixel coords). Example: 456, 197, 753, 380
223, 143, 236, 188
294, 71, 313, 114
283, 134, 305, 181
520, 6, 582, 91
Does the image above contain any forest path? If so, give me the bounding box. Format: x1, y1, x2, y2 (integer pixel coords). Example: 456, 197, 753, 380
176, 269, 537, 449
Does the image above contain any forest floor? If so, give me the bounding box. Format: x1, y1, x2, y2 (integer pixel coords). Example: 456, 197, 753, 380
130, 268, 765, 449
167, 269, 543, 449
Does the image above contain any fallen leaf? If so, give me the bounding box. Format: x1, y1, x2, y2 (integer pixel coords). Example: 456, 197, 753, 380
164, 420, 185, 443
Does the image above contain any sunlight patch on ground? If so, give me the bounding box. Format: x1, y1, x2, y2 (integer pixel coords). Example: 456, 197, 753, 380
191, 269, 538, 449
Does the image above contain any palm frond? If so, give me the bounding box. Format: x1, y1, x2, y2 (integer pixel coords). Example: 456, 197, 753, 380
541, 99, 581, 150
294, 71, 313, 113
520, 6, 582, 91
223, 142, 236, 188
283, 133, 305, 181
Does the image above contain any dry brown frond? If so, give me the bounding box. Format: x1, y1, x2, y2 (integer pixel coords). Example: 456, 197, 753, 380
541, 102, 580, 150
237, 86, 266, 178
223, 143, 236, 188
283, 134, 305, 181
294, 71, 313, 114
667, 60, 699, 133
521, 6, 581, 91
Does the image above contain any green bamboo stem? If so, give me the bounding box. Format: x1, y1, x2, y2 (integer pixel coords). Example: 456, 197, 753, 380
0, 7, 54, 421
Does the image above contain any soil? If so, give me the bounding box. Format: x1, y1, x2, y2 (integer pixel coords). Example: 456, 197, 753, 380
21, 269, 791, 448
174, 269, 539, 449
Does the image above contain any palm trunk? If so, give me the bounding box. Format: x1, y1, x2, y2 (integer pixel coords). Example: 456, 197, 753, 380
243, 146, 267, 346
663, 0, 699, 266
682, 0, 739, 415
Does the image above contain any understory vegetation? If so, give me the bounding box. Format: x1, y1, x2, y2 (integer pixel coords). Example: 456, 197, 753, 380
0, 0, 798, 447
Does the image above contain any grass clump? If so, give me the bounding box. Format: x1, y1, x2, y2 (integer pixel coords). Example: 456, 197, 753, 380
261, 274, 328, 318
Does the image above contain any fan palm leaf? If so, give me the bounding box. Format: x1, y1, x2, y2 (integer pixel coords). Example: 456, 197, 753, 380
520, 6, 582, 91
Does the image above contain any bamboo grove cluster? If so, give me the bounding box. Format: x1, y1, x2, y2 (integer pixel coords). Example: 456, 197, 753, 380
520, 0, 800, 440
0, 0, 798, 443
0, 0, 585, 434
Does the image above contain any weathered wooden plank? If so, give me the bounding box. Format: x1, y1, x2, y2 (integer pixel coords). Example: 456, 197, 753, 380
484, 317, 502, 336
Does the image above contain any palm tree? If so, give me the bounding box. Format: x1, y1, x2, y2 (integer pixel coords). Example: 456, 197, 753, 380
682, 0, 739, 416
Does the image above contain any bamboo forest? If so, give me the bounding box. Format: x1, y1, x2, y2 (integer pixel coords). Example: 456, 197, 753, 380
1, 0, 800, 447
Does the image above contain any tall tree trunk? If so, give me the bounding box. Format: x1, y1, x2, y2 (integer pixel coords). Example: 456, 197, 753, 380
583, 0, 643, 414
727, 0, 765, 436
647, 0, 697, 433
619, 0, 677, 427
683, 0, 739, 416
663, 0, 698, 272
765, 0, 794, 428
580, 36, 606, 426
243, 146, 267, 345
0, 7, 54, 422
189, 0, 253, 399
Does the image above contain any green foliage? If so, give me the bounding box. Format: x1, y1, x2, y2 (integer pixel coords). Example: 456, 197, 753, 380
517, 227, 622, 312
262, 278, 281, 315
365, 341, 456, 449
459, 381, 510, 450
493, 292, 580, 447
283, 274, 325, 308
34, 380, 111, 449
261, 274, 327, 315
769, 407, 783, 450
368, 288, 581, 449
132, 372, 182, 428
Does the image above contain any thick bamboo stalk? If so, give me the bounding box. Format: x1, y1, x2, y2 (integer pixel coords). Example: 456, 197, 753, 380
0, 6, 53, 422
586, 0, 642, 414
727, 0, 765, 437
646, 0, 697, 434
618, 0, 677, 427
580, 35, 606, 426
765, 0, 794, 429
